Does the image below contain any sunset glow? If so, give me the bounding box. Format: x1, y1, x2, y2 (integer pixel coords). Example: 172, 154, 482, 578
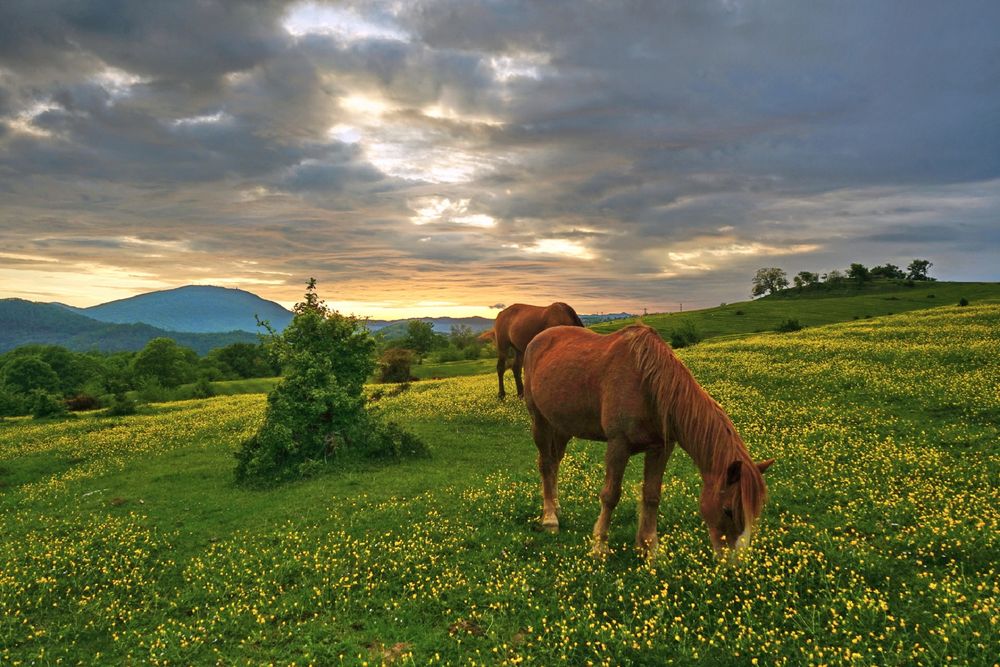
1, 1, 998, 317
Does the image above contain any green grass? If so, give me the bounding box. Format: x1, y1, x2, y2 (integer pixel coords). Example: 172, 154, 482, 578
206, 376, 281, 396
2, 305, 998, 664
592, 280, 1000, 342
411, 357, 496, 379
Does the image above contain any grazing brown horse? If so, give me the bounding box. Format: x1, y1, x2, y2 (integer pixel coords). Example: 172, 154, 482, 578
523, 324, 773, 558
483, 302, 584, 400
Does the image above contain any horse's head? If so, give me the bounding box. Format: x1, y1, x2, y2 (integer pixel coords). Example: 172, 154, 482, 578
700, 458, 774, 557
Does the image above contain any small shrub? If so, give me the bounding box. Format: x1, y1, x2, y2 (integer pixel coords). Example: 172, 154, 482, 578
65, 393, 102, 412
0, 389, 27, 418
776, 318, 803, 333
734, 310, 745, 316
958, 297, 969, 307
106, 392, 138, 417
191, 377, 215, 399
926, 293, 935, 298
30, 390, 68, 419
669, 321, 702, 348
137, 378, 171, 403
463, 344, 482, 360
379, 348, 415, 383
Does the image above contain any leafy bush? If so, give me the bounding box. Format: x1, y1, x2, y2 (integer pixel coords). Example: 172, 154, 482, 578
433, 345, 464, 363
105, 393, 138, 417
463, 343, 482, 360
235, 280, 427, 486
30, 390, 68, 419
0, 388, 27, 418
669, 321, 702, 348
137, 378, 172, 403
379, 348, 416, 383
959, 297, 969, 307
191, 377, 215, 399
776, 318, 803, 332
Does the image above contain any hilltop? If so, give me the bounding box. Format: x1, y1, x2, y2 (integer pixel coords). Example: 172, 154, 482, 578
591, 281, 1000, 342
60, 285, 294, 334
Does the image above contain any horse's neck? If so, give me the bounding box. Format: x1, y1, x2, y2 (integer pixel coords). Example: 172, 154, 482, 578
665, 371, 742, 478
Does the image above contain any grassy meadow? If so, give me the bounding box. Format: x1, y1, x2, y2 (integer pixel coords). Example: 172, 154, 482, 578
1, 303, 998, 665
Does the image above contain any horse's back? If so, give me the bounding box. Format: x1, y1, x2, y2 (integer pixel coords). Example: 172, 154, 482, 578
498, 302, 578, 351
525, 326, 656, 443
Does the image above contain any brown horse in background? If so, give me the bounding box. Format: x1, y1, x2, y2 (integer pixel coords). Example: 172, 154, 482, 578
523, 324, 773, 558
481, 302, 584, 400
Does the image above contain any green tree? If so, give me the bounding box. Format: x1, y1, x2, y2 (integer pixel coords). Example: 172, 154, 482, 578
847, 263, 871, 284
449, 324, 476, 349
870, 263, 905, 280
793, 271, 819, 289
132, 338, 198, 388
751, 267, 789, 297
235, 279, 426, 486
404, 320, 436, 356
207, 342, 277, 379
823, 269, 846, 285
2, 356, 60, 395
907, 259, 934, 281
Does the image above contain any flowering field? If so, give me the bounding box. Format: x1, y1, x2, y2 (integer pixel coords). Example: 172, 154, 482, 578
1, 305, 998, 665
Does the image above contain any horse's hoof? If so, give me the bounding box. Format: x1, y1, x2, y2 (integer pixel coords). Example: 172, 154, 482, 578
591, 539, 610, 559
497, 393, 506, 401
542, 521, 559, 534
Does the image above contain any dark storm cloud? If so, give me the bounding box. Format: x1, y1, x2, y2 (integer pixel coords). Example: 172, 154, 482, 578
1, 0, 999, 313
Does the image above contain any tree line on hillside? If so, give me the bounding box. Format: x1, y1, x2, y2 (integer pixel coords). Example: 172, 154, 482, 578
751, 259, 935, 297
0, 339, 279, 419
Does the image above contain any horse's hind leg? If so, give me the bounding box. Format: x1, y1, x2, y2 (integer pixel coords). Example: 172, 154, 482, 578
551, 433, 570, 517
636, 441, 673, 559
593, 438, 630, 557
495, 334, 510, 400
532, 419, 565, 532
512, 351, 525, 399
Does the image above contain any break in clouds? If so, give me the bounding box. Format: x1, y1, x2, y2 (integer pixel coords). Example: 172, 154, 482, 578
1, 0, 999, 315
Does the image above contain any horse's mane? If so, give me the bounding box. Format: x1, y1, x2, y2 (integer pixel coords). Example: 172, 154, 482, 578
624, 325, 766, 533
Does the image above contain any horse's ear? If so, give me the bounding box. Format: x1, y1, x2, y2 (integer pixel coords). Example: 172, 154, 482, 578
726, 460, 742, 486
756, 458, 775, 474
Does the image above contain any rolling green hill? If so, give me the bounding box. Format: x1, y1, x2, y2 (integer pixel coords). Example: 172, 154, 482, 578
591, 281, 1000, 342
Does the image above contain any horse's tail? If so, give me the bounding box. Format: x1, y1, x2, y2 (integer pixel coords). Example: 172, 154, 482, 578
553, 302, 585, 327
478, 330, 495, 343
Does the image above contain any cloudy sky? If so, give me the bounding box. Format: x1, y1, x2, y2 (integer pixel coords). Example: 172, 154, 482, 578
1, 1, 998, 317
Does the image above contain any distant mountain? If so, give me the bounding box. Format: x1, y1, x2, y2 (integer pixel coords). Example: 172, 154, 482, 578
0, 299, 258, 355
63, 285, 293, 334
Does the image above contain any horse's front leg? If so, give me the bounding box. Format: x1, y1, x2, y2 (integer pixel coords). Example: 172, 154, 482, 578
593, 439, 630, 557
636, 441, 672, 559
